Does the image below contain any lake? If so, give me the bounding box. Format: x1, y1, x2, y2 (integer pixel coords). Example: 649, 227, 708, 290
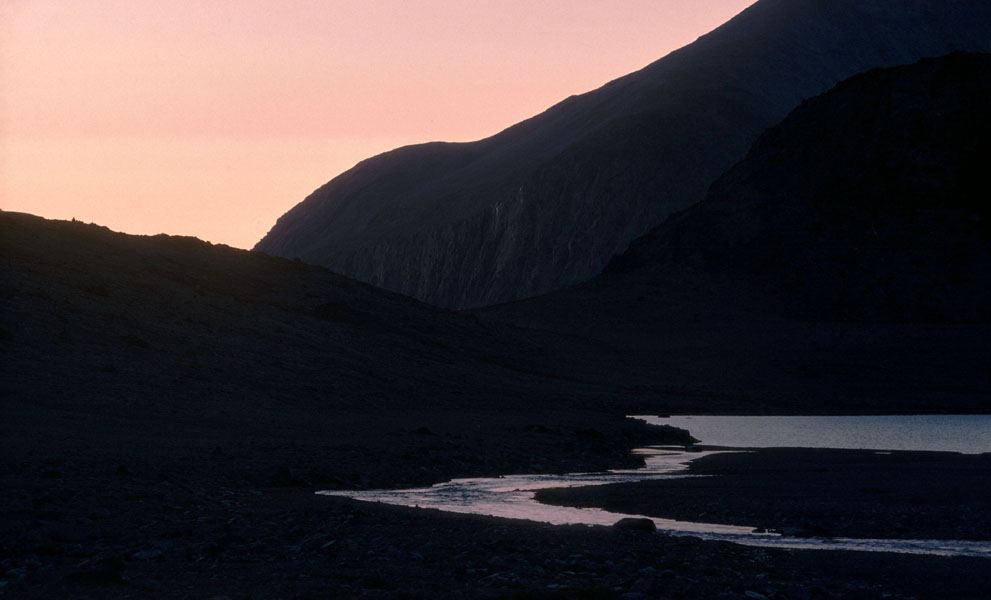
635, 414, 991, 454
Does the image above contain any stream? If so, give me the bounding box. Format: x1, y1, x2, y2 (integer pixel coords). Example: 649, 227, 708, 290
319, 416, 991, 558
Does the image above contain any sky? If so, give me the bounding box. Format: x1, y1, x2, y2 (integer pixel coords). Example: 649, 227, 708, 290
2, 1, 755, 249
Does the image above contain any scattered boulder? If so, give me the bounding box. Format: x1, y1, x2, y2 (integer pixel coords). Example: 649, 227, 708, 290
612, 518, 657, 533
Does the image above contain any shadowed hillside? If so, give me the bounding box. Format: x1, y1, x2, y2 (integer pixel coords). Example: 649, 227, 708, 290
257, 0, 991, 309
0, 210, 681, 493
612, 52, 991, 323
482, 53, 991, 414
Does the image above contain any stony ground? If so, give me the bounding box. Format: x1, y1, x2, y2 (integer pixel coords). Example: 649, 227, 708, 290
4, 422, 991, 599
9, 491, 991, 600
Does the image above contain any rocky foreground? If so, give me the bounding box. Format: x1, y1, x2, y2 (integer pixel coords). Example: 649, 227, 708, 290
3, 425, 990, 599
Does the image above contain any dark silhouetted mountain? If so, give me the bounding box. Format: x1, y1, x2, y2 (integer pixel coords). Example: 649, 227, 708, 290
0, 211, 621, 415
611, 52, 991, 323
481, 53, 991, 412
256, 0, 991, 309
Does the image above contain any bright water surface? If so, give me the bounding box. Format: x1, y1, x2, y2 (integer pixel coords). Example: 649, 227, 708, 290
636, 414, 991, 454
319, 415, 991, 558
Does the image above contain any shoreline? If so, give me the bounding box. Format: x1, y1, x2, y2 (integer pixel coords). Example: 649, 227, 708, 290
536, 447, 991, 543
319, 442, 991, 557
5, 404, 991, 597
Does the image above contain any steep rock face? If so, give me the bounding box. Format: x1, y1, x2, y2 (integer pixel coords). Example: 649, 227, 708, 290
610, 52, 991, 323
477, 53, 991, 412
256, 0, 991, 309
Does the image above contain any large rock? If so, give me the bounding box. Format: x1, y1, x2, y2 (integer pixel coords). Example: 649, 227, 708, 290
612, 518, 657, 533
256, 0, 991, 309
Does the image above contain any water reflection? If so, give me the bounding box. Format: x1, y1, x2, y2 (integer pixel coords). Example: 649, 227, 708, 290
636, 415, 991, 454
318, 446, 991, 558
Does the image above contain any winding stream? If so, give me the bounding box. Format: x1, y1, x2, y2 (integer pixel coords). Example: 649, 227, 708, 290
319, 416, 991, 558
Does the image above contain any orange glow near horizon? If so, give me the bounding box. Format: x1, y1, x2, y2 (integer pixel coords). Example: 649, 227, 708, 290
2, 1, 755, 249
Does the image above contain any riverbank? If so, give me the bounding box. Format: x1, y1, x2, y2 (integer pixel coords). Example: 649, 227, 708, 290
4, 475, 990, 599
0, 405, 670, 598
537, 447, 991, 542
4, 414, 991, 598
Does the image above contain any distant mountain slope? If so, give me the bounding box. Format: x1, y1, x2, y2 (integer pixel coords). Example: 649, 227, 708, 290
480, 53, 991, 413
256, 0, 991, 309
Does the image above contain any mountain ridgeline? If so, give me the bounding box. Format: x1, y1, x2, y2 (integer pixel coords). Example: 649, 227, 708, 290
256, 0, 991, 309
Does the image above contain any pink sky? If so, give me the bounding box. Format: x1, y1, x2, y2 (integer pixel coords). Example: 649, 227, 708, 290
2, 1, 754, 249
